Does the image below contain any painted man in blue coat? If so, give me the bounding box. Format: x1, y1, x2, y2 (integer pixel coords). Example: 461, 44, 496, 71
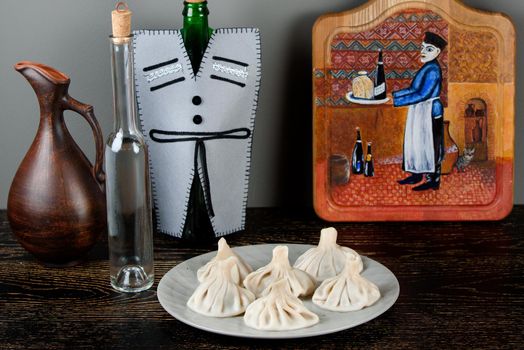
392, 32, 448, 191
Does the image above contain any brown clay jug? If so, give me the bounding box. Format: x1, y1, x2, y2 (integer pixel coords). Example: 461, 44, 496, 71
7, 61, 106, 265
472, 118, 483, 143
465, 103, 475, 117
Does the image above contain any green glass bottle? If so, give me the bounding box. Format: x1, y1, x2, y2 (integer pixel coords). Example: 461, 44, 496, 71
181, 0, 215, 244
182, 0, 213, 74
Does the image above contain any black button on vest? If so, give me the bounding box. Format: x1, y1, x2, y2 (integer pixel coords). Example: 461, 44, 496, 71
193, 115, 203, 125
192, 96, 202, 105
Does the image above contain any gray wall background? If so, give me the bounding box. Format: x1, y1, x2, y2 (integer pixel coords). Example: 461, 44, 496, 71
0, 0, 522, 208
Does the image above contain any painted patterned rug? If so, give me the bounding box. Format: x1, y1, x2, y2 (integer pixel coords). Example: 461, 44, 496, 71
331, 162, 495, 207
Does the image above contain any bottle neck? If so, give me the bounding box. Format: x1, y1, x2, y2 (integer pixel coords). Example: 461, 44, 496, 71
182, 1, 212, 74
378, 50, 383, 64
356, 130, 362, 141
367, 144, 372, 154
110, 37, 140, 134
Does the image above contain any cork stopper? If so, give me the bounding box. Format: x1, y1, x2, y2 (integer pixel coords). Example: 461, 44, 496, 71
111, 2, 132, 38
186, 0, 206, 3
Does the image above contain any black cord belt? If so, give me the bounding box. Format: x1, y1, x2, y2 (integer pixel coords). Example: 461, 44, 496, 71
149, 128, 251, 217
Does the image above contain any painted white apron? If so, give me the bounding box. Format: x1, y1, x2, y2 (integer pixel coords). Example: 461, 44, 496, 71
403, 97, 439, 173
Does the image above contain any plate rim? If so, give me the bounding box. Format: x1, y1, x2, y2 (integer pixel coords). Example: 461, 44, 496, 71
345, 92, 390, 105
157, 243, 400, 339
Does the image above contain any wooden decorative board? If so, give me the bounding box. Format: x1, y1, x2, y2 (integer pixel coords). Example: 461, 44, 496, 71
312, 0, 515, 221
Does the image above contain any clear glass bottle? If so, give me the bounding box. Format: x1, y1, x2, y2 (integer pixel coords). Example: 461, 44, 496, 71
106, 32, 154, 292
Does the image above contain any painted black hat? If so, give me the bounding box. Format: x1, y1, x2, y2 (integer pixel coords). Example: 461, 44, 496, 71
423, 32, 447, 50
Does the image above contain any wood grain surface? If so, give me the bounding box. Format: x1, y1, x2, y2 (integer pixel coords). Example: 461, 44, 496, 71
0, 208, 522, 349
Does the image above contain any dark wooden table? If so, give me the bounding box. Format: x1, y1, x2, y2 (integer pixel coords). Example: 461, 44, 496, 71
0, 208, 522, 349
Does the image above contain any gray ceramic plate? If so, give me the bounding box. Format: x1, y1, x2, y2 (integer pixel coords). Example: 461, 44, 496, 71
157, 243, 400, 339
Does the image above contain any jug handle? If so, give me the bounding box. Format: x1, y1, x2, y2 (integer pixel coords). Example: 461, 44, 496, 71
62, 95, 106, 186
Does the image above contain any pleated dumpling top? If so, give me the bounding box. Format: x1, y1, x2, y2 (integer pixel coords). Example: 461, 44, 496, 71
312, 254, 380, 312
187, 256, 255, 317
244, 279, 319, 331
243, 245, 316, 298
294, 227, 363, 282
197, 237, 253, 284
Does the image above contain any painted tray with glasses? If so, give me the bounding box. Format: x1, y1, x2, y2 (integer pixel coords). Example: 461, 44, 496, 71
313, 0, 515, 221
157, 244, 399, 339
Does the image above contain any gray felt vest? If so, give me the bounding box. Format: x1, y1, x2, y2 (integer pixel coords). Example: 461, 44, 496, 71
133, 28, 261, 237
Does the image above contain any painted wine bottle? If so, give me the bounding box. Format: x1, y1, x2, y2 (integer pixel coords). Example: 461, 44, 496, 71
364, 142, 374, 177
374, 49, 387, 100
107, 3, 154, 292
181, 0, 216, 243
351, 127, 364, 174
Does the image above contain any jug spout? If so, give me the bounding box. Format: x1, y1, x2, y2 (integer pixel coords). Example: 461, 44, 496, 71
15, 61, 71, 109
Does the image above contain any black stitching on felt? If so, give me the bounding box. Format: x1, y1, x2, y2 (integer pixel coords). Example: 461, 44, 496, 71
194, 140, 215, 217
241, 27, 261, 228
176, 31, 195, 80
143, 58, 179, 72
210, 75, 246, 88
150, 77, 185, 91
212, 56, 249, 67
134, 28, 261, 237
195, 32, 216, 80
132, 31, 162, 231
149, 128, 251, 143
148, 128, 252, 225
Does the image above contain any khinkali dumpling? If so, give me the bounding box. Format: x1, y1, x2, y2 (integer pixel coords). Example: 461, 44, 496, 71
243, 246, 316, 297
197, 237, 252, 283
294, 227, 363, 282
244, 279, 319, 331
187, 257, 255, 317
312, 254, 380, 312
